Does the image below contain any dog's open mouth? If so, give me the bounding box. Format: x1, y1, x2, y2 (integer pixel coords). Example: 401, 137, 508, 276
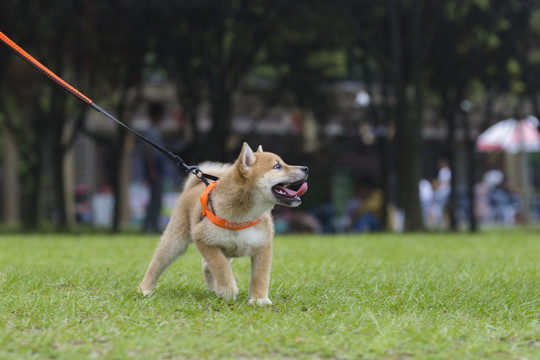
272, 181, 308, 205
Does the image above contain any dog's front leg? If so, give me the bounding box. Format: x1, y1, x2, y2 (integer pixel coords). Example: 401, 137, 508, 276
248, 241, 273, 306
195, 241, 238, 300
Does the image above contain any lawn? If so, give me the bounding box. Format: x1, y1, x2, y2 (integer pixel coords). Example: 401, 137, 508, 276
0, 231, 539, 359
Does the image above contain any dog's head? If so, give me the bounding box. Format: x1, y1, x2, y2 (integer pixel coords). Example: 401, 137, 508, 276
235, 143, 308, 207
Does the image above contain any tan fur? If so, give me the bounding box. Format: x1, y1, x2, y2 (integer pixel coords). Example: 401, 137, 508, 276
138, 143, 308, 305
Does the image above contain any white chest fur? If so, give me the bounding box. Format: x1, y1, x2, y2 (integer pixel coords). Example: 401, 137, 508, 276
204, 226, 268, 257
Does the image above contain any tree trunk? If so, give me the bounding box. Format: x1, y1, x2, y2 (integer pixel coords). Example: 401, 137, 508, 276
110, 59, 143, 232
389, 0, 423, 231
408, 0, 426, 231
363, 54, 390, 230
14, 105, 44, 231
19, 159, 41, 230
111, 128, 127, 233
441, 85, 458, 232
176, 77, 202, 162
19, 115, 42, 231
51, 136, 67, 229
209, 83, 233, 162
111, 88, 131, 233
49, 91, 69, 230
462, 107, 478, 233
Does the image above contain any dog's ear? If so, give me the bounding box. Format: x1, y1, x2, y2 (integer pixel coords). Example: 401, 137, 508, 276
239, 142, 256, 169
256, 145, 263, 153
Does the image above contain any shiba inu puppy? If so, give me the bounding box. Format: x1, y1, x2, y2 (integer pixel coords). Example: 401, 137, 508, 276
138, 143, 308, 305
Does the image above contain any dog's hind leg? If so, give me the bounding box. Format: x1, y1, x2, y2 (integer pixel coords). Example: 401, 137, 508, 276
138, 227, 190, 295
202, 258, 216, 292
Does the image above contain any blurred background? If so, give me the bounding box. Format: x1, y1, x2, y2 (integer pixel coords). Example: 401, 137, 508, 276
1, 0, 539, 233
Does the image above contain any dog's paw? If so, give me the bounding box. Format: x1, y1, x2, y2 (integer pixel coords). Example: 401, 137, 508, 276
137, 285, 153, 296
215, 285, 239, 300
205, 282, 216, 292
248, 298, 272, 306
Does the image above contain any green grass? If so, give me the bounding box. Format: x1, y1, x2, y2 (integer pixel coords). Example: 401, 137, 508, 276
0, 231, 539, 359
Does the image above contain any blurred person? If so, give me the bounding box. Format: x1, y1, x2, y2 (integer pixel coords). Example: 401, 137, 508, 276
489, 177, 520, 225
311, 203, 336, 233
477, 169, 504, 224
347, 179, 383, 233
532, 194, 540, 221
483, 169, 504, 190
274, 207, 322, 234
419, 178, 434, 227
474, 179, 490, 224
289, 211, 322, 233
431, 159, 451, 226
140, 102, 166, 233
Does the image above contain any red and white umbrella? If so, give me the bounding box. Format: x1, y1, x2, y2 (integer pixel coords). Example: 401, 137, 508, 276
476, 115, 540, 153
476, 115, 540, 223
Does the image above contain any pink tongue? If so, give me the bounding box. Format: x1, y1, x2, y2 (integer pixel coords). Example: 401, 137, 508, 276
296, 182, 308, 196
277, 182, 308, 197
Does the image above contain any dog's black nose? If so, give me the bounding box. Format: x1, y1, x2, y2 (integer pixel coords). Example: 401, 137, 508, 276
301, 166, 309, 174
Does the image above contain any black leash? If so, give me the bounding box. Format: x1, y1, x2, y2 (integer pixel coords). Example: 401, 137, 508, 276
90, 103, 218, 185
0, 30, 218, 185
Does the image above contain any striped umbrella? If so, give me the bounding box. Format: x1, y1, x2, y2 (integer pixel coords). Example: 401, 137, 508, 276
476, 115, 540, 153
476, 115, 540, 223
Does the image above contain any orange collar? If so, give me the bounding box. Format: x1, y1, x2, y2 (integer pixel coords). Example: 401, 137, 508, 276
200, 181, 261, 230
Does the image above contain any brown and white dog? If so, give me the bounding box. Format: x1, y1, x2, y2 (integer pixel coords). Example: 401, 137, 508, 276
138, 143, 308, 305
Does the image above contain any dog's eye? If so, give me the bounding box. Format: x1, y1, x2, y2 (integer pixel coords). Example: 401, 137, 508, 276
273, 163, 282, 170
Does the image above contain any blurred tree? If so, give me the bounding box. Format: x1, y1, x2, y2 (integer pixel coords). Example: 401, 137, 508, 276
335, 0, 430, 231
249, 0, 353, 216
258, 1, 348, 118
85, 0, 155, 232
0, 1, 89, 229
0, 1, 41, 229
0, 0, 153, 231
155, 0, 290, 161
425, 0, 540, 231
426, 1, 488, 232
504, 0, 540, 118
1, 59, 45, 229
3, 0, 540, 232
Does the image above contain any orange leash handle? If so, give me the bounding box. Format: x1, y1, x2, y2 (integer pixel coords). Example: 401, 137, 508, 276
0, 31, 93, 104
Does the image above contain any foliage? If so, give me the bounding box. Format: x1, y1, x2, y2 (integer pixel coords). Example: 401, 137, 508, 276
1, 231, 539, 359
2, 0, 540, 232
